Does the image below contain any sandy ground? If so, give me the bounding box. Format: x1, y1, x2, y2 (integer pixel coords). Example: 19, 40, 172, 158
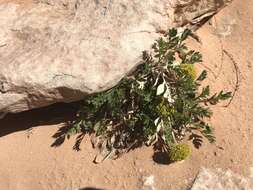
0, 0, 253, 189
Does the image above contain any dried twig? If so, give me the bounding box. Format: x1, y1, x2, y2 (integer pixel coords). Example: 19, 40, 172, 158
223, 50, 240, 107
207, 16, 239, 107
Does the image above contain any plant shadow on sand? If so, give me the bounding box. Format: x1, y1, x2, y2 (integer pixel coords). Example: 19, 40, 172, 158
152, 151, 171, 165
0, 102, 141, 152
0, 102, 79, 138
0, 101, 204, 161
152, 142, 171, 165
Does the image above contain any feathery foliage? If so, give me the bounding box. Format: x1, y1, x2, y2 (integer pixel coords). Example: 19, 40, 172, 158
63, 28, 231, 161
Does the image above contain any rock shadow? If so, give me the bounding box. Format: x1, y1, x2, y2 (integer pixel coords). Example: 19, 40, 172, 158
0, 102, 79, 138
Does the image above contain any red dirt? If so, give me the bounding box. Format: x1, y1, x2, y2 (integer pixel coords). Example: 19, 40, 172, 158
0, 0, 252, 189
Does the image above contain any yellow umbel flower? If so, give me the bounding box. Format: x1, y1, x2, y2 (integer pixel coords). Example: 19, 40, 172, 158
168, 144, 191, 162
180, 64, 197, 80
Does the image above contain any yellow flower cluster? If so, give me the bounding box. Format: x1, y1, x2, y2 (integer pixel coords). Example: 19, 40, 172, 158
180, 64, 197, 80
168, 144, 191, 162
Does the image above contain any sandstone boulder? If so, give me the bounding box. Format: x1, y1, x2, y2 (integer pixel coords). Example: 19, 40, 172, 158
191, 168, 253, 190
0, 0, 231, 117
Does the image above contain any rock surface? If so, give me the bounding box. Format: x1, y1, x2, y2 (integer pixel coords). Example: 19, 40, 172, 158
0, 0, 230, 116
191, 168, 253, 190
